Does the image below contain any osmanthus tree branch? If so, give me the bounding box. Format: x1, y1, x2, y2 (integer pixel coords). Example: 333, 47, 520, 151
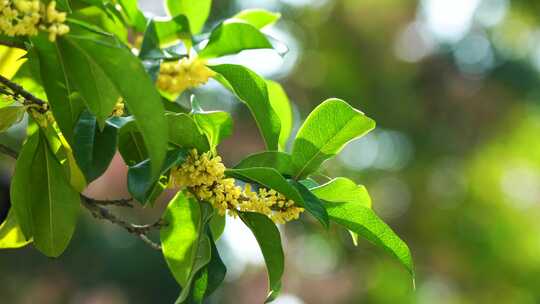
0, 74, 48, 113
0, 39, 26, 50
0, 76, 165, 250
0, 143, 18, 159
83, 195, 134, 208
81, 199, 165, 250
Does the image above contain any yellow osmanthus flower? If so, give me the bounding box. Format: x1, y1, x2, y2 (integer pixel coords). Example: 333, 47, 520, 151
0, 1, 69, 42
169, 149, 305, 223
156, 56, 215, 95
30, 107, 54, 128
111, 97, 125, 117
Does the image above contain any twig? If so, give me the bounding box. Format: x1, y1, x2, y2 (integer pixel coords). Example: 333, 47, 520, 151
81, 199, 165, 251
0, 143, 18, 159
82, 195, 134, 208
0, 139, 163, 251
0, 39, 26, 50
0, 74, 48, 113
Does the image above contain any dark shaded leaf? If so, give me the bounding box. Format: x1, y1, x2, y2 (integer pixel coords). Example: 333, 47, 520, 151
72, 110, 117, 182
117, 118, 147, 166
225, 167, 303, 203
127, 148, 188, 204
288, 180, 329, 228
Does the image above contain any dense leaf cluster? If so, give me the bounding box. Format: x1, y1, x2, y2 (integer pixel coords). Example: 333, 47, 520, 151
0, 0, 413, 302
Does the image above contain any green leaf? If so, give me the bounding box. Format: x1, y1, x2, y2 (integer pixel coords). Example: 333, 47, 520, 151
177, 230, 226, 303
288, 180, 329, 228
165, 0, 211, 34
164, 99, 190, 114
267, 80, 293, 151
161, 193, 221, 304
175, 233, 212, 303
38, 116, 87, 192
309, 177, 372, 208
209, 214, 225, 240
63, 140, 89, 192
10, 132, 40, 239
239, 212, 284, 302
127, 148, 188, 204
311, 181, 414, 276
309, 177, 371, 246
211, 64, 281, 150
31, 36, 86, 143
199, 21, 273, 58
160, 191, 213, 287
225, 167, 303, 204
56, 0, 72, 12
0, 209, 32, 249
0, 106, 25, 133
59, 23, 168, 179
116, 0, 147, 32
197, 232, 227, 297
12, 60, 47, 102
10, 132, 80, 257
55, 36, 121, 127
191, 98, 233, 153
72, 110, 118, 182
232, 9, 281, 29
66, 16, 118, 37
299, 178, 319, 189
139, 15, 191, 60
291, 98, 375, 179
167, 112, 210, 152
117, 118, 147, 166
69, 6, 129, 42
234, 151, 293, 176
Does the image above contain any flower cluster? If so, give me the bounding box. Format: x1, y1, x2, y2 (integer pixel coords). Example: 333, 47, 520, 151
111, 98, 125, 117
156, 56, 215, 95
169, 149, 304, 224
0, 1, 69, 42
30, 105, 54, 128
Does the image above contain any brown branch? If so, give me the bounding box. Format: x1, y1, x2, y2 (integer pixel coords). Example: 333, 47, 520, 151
81, 198, 165, 251
0, 39, 26, 50
0, 143, 18, 159
0, 141, 164, 251
0, 74, 48, 113
83, 195, 134, 208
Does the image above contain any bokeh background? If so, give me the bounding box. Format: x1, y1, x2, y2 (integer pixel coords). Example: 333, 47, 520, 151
3, 0, 540, 303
